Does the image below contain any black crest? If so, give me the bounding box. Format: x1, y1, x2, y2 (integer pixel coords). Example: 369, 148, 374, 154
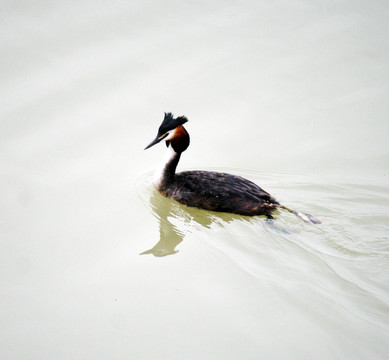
158, 112, 188, 136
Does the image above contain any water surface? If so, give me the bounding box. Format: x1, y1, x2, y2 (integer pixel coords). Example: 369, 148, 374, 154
1, 1, 388, 359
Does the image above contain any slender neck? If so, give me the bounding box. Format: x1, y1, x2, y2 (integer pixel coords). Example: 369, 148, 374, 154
153, 144, 181, 190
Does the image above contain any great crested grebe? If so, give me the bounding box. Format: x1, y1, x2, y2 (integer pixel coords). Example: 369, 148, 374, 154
145, 112, 321, 223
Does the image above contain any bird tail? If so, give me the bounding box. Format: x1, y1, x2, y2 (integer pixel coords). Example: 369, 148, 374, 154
280, 205, 322, 224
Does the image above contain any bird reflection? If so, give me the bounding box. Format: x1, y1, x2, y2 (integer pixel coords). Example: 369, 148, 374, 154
140, 189, 242, 257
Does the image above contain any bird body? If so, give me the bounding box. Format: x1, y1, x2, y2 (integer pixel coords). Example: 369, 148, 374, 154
161, 170, 279, 217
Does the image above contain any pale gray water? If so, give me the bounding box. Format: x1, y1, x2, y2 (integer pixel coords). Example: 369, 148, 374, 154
1, 1, 389, 359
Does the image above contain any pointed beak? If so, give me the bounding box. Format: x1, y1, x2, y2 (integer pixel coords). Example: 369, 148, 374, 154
144, 133, 168, 150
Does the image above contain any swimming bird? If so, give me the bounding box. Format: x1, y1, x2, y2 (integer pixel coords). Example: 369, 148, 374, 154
145, 112, 320, 223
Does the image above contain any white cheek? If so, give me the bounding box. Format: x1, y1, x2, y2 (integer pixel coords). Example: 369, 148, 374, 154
164, 128, 176, 141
